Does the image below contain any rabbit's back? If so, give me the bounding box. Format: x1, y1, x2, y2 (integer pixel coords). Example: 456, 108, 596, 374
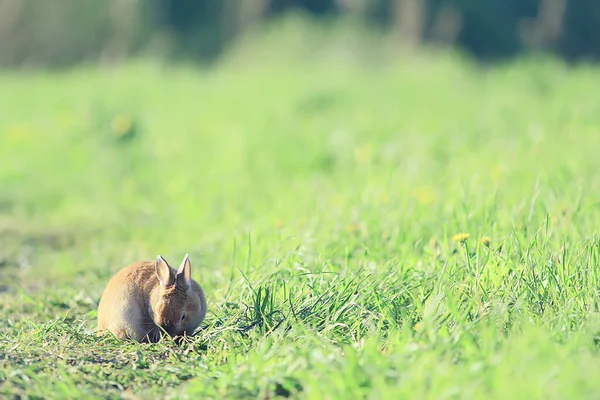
97, 261, 159, 341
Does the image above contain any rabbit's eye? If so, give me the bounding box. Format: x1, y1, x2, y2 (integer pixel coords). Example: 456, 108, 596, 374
181, 312, 186, 322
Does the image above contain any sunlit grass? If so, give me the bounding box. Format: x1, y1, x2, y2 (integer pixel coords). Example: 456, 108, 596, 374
2, 49, 600, 398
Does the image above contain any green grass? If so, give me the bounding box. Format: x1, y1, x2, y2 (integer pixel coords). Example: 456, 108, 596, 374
3, 44, 600, 399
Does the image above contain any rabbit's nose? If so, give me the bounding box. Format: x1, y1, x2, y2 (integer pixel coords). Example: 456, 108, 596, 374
159, 324, 176, 335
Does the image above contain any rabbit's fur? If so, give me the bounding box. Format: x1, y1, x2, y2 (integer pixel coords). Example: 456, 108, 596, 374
97, 254, 207, 343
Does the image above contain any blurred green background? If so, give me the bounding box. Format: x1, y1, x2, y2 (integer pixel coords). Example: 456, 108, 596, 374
0, 0, 597, 68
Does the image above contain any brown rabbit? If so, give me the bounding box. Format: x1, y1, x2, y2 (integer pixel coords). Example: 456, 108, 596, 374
97, 254, 207, 343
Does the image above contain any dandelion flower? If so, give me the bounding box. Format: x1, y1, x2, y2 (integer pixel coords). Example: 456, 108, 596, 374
491, 165, 503, 181
413, 186, 435, 205
6, 124, 30, 143
452, 233, 470, 243
111, 114, 134, 138
354, 144, 373, 165
481, 236, 491, 247
346, 224, 359, 233
414, 321, 423, 332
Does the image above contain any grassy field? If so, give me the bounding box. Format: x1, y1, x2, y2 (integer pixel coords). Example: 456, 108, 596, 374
2, 42, 600, 399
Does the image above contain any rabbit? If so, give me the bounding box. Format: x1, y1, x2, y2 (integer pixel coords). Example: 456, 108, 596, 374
97, 253, 207, 343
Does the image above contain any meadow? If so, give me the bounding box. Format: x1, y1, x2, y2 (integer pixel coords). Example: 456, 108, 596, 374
3, 26, 600, 398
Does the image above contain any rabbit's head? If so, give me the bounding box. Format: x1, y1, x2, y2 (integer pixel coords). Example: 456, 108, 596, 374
150, 254, 206, 338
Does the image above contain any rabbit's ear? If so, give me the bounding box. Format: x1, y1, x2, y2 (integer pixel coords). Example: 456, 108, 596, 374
155, 255, 175, 287
176, 253, 192, 289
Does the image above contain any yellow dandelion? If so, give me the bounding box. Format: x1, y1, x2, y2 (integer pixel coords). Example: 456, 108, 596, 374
111, 114, 133, 137
491, 165, 503, 181
353, 144, 373, 165
331, 195, 346, 208
414, 321, 423, 332
429, 237, 440, 253
481, 236, 491, 247
6, 124, 29, 143
412, 186, 435, 205
346, 224, 359, 233
452, 233, 470, 243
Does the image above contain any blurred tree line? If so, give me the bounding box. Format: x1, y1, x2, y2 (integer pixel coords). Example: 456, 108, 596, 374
0, 0, 598, 68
